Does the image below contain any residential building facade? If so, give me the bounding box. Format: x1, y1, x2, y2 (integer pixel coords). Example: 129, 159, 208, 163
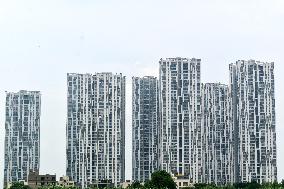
159, 57, 202, 182
27, 170, 56, 189
132, 76, 159, 182
230, 60, 277, 183
201, 83, 235, 185
172, 175, 194, 189
66, 73, 126, 188
4, 90, 41, 187
57, 176, 75, 188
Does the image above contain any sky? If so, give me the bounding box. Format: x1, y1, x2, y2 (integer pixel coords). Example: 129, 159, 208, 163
0, 0, 284, 186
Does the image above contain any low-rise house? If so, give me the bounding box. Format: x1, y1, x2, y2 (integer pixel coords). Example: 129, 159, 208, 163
28, 170, 56, 189
57, 176, 75, 188
172, 175, 194, 189
88, 180, 114, 189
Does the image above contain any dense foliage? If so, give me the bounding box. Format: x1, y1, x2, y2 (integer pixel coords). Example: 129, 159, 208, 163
144, 170, 177, 189
7, 176, 284, 189
9, 183, 31, 189
192, 181, 284, 189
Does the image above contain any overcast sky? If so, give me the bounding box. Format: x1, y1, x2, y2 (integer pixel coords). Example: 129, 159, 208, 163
0, 0, 284, 186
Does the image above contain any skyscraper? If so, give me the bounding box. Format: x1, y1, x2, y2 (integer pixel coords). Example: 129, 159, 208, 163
159, 57, 202, 182
132, 76, 159, 182
201, 83, 234, 185
66, 73, 125, 188
4, 90, 41, 187
230, 60, 277, 183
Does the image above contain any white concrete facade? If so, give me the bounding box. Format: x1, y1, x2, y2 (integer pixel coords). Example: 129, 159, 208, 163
201, 83, 235, 185
4, 90, 41, 187
230, 60, 277, 183
132, 76, 159, 182
66, 73, 125, 188
159, 57, 202, 183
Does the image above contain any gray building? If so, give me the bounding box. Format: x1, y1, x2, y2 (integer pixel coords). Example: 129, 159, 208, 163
27, 170, 56, 189
4, 90, 41, 187
132, 76, 159, 182
159, 57, 202, 182
201, 83, 235, 185
230, 60, 277, 183
66, 73, 125, 188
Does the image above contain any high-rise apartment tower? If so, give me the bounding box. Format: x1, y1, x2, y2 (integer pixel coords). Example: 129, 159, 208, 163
230, 60, 277, 183
159, 57, 202, 182
132, 76, 159, 182
66, 73, 126, 188
4, 90, 41, 187
201, 83, 235, 185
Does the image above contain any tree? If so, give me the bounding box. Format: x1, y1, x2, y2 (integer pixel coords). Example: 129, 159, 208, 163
246, 181, 261, 189
194, 183, 209, 189
9, 182, 31, 189
38, 186, 79, 189
281, 180, 284, 188
146, 170, 176, 189
128, 181, 143, 189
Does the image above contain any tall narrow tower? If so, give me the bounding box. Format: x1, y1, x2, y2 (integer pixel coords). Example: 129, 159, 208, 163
132, 76, 159, 182
4, 90, 41, 187
159, 57, 202, 182
66, 73, 125, 188
230, 60, 277, 183
201, 83, 235, 185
